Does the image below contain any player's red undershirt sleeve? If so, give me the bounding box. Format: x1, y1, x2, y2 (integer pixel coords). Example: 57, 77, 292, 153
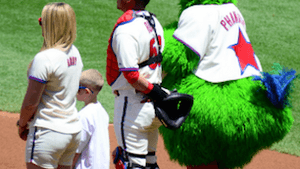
123, 71, 139, 84
122, 71, 154, 94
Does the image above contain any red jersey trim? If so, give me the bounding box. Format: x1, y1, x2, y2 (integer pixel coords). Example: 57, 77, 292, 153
106, 10, 135, 86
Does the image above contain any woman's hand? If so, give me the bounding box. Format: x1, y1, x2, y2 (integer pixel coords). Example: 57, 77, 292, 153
17, 120, 29, 141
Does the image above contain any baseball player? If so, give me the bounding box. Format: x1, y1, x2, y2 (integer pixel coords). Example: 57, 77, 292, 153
106, 0, 165, 168
18, 3, 83, 169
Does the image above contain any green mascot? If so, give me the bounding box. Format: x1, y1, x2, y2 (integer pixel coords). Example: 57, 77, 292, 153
159, 0, 298, 168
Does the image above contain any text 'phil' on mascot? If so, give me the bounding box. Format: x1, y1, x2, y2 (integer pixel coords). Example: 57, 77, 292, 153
159, 0, 299, 168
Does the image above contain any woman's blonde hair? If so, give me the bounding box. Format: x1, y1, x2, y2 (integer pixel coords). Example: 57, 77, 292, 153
40, 2, 76, 52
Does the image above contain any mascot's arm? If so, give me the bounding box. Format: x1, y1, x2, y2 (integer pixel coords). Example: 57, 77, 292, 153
162, 26, 199, 80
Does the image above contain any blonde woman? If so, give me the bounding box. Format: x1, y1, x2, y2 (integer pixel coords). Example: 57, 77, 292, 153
18, 2, 83, 169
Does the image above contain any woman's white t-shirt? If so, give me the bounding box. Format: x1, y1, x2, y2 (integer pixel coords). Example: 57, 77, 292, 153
28, 45, 83, 134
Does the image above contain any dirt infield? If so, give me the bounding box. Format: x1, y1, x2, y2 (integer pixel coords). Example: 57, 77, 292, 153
1, 111, 299, 169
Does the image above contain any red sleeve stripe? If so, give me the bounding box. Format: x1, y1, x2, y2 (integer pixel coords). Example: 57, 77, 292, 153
123, 71, 139, 84
143, 82, 154, 94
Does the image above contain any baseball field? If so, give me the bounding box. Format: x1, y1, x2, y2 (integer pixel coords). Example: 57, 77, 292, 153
0, 0, 299, 168
1, 111, 300, 169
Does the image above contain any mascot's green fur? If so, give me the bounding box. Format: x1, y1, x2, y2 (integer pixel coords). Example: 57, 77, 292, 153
159, 0, 297, 168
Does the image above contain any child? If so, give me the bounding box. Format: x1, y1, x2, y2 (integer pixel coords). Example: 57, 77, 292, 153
72, 69, 110, 169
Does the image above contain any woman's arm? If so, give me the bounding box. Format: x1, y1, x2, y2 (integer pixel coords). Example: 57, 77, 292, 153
19, 79, 45, 127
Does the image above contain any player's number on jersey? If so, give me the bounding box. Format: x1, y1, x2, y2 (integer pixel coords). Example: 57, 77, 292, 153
149, 36, 162, 70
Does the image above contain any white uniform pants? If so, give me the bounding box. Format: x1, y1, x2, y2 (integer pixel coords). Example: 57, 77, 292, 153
113, 89, 162, 166
25, 127, 81, 168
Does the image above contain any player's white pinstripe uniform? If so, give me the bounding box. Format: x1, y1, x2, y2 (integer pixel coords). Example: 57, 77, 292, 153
110, 11, 164, 90
108, 10, 164, 166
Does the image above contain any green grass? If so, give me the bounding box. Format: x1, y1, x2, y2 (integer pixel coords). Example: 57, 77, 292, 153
0, 0, 179, 122
0, 0, 299, 156
237, 0, 300, 156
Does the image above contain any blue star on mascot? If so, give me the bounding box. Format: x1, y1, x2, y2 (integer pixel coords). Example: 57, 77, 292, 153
159, 0, 298, 168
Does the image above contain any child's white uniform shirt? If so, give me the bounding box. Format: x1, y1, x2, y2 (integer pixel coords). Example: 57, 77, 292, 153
28, 45, 83, 134
75, 101, 110, 169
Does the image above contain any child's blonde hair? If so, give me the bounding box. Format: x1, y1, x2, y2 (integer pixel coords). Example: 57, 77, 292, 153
80, 69, 104, 93
40, 2, 76, 52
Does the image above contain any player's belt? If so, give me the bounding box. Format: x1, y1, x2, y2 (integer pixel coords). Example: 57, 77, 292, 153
113, 89, 143, 96
113, 90, 120, 96
114, 90, 153, 103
